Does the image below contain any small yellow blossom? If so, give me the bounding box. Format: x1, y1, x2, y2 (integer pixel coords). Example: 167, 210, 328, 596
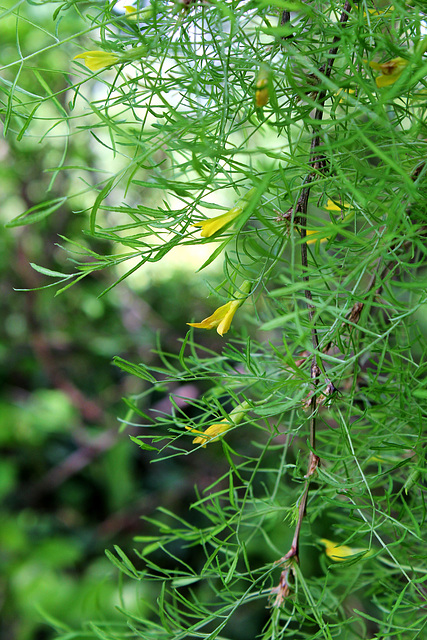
194, 188, 256, 238
306, 200, 352, 244
336, 88, 355, 103
74, 50, 119, 72
325, 199, 350, 212
124, 5, 138, 18
187, 281, 251, 336
194, 207, 243, 238
255, 81, 269, 107
255, 67, 270, 107
186, 420, 231, 447
124, 5, 154, 20
255, 64, 271, 108
186, 401, 249, 447
187, 300, 240, 336
306, 229, 327, 244
320, 538, 371, 562
368, 57, 408, 88
364, 5, 394, 17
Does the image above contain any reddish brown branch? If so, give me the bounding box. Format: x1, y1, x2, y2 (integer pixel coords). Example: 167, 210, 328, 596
273, 0, 352, 605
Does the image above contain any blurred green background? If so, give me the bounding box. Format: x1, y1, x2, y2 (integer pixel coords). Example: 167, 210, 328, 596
0, 106, 227, 639
0, 4, 229, 638
0, 107, 231, 640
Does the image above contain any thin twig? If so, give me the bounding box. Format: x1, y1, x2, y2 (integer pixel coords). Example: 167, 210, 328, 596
272, 0, 352, 605
279, 10, 292, 40
297, 0, 353, 362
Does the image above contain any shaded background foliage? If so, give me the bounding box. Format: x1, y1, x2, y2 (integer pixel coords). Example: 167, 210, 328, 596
0, 5, 258, 638
0, 8, 224, 635
0, 141, 228, 638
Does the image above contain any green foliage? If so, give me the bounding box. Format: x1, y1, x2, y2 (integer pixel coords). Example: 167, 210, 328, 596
1, 0, 427, 639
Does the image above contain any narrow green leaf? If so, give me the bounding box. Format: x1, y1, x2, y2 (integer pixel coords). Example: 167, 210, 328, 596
5, 197, 67, 228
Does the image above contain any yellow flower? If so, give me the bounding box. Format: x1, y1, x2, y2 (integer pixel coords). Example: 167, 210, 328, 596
124, 5, 138, 18
255, 81, 269, 107
255, 67, 270, 107
186, 420, 231, 447
306, 199, 352, 244
306, 229, 327, 244
124, 5, 154, 20
336, 88, 355, 103
74, 50, 119, 72
186, 401, 249, 447
194, 207, 243, 238
194, 188, 256, 238
324, 199, 350, 212
187, 282, 251, 336
368, 57, 408, 88
254, 65, 272, 107
187, 300, 240, 336
320, 538, 371, 562
364, 5, 394, 17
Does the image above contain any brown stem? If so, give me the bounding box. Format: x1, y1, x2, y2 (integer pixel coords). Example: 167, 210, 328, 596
280, 10, 290, 24
272, 0, 352, 605
297, 0, 352, 358
286, 451, 321, 560
280, 10, 292, 40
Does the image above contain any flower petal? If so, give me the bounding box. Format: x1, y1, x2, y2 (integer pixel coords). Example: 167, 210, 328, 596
216, 300, 239, 336
306, 229, 329, 245
188, 282, 251, 336
194, 188, 257, 238
187, 301, 236, 333
325, 199, 350, 212
74, 50, 119, 71
194, 206, 243, 238
367, 60, 383, 71
367, 57, 408, 88
186, 421, 231, 447
375, 72, 402, 88
320, 538, 370, 562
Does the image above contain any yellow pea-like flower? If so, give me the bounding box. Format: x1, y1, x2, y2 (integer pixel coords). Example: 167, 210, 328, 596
335, 88, 355, 104
324, 199, 350, 212
194, 188, 256, 238
320, 538, 372, 562
74, 50, 119, 72
124, 5, 138, 19
255, 67, 270, 107
186, 420, 231, 447
364, 5, 394, 17
186, 401, 249, 447
187, 281, 251, 336
255, 79, 269, 107
194, 207, 244, 238
187, 300, 240, 336
306, 199, 352, 244
124, 5, 154, 21
368, 57, 409, 88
